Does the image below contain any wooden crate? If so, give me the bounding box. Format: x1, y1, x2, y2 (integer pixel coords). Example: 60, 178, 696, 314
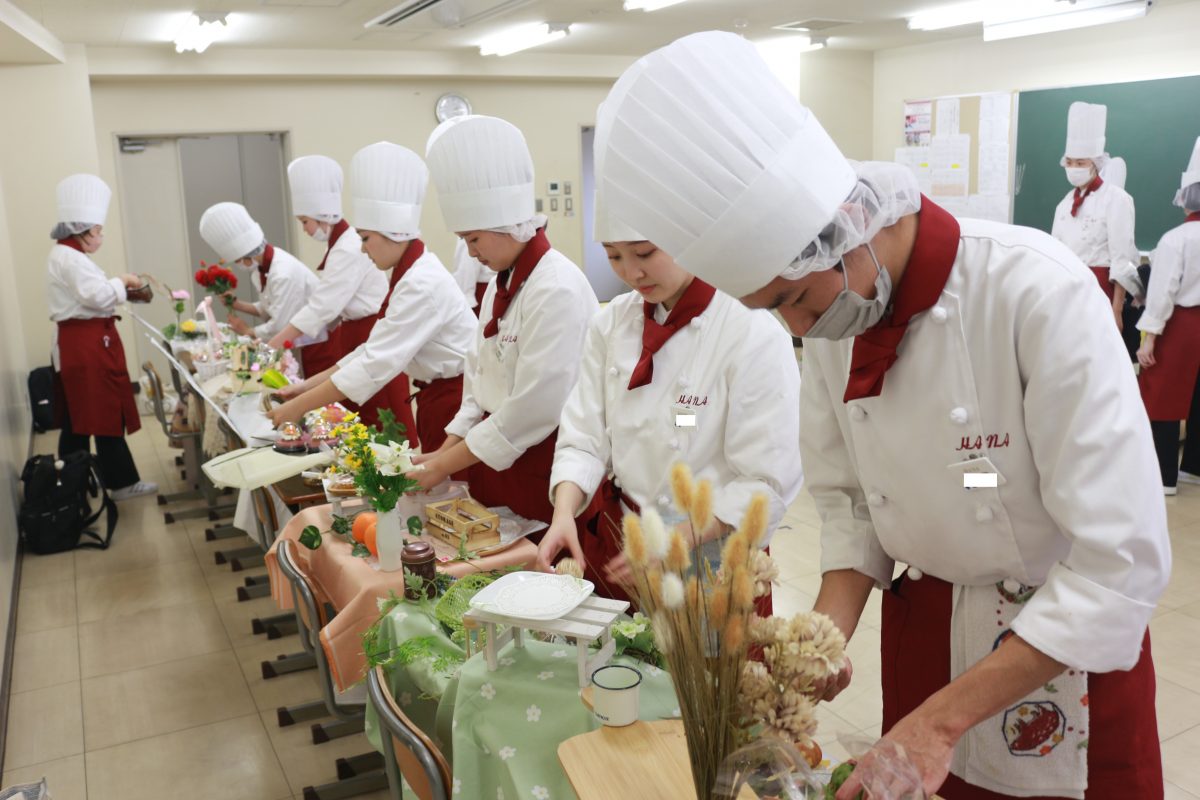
425, 498, 501, 550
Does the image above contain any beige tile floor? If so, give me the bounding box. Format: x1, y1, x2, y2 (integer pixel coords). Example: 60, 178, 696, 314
6, 426, 1200, 798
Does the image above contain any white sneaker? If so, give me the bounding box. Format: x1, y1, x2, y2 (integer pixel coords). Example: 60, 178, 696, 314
111, 481, 159, 501
1164, 486, 1178, 497
1179, 471, 1200, 485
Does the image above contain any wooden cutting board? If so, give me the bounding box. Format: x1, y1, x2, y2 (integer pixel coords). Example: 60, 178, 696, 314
558, 719, 757, 800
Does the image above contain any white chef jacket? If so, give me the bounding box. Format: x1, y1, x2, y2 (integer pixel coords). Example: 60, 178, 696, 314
452, 238, 493, 309
805, 216, 1170, 673
288, 226, 388, 338
332, 249, 476, 405
250, 247, 319, 341
1050, 181, 1142, 296
1136, 219, 1200, 335
446, 248, 599, 471
551, 289, 802, 539
47, 243, 127, 369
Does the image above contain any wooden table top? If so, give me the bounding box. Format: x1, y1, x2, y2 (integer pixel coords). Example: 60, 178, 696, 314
271, 473, 327, 509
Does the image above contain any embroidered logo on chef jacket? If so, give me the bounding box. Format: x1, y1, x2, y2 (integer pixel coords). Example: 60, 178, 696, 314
499, 334, 518, 344
957, 433, 1011, 451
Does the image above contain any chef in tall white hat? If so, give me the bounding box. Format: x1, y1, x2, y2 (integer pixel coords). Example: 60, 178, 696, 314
263, 156, 388, 380
1051, 102, 1143, 327
48, 174, 157, 500
1135, 136, 1200, 496
270, 142, 476, 449
197, 202, 317, 354
451, 238, 494, 315
536, 170, 802, 605
412, 115, 599, 527
596, 31, 1169, 799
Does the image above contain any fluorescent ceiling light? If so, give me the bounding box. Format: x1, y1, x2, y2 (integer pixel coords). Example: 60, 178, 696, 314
479, 22, 570, 56
624, 0, 689, 10
983, 0, 1151, 40
174, 11, 228, 53
907, 1, 989, 30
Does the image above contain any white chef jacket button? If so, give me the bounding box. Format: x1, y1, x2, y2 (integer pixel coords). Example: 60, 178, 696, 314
612, 477, 621, 489
907, 566, 924, 581
930, 306, 949, 324
1002, 578, 1022, 594
975, 506, 994, 523
849, 405, 867, 422
950, 407, 969, 425
608, 367, 618, 377
867, 492, 885, 507
669, 438, 680, 450
690, 317, 703, 328
678, 377, 690, 388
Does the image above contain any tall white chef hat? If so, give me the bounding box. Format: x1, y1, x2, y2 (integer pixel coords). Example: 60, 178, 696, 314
198, 202, 265, 262
1100, 156, 1127, 189
1062, 101, 1108, 163
348, 142, 427, 241
594, 30, 859, 298
1174, 136, 1200, 208
56, 174, 111, 227
592, 102, 645, 243
425, 115, 535, 233
287, 155, 344, 222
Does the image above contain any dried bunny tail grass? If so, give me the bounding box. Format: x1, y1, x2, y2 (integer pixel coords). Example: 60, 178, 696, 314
731, 566, 755, 612
623, 513, 647, 567
720, 531, 748, 575
738, 494, 769, 550
670, 462, 695, 515
709, 583, 730, 629
555, 557, 583, 579
662, 573, 685, 609
691, 480, 713, 535
665, 530, 691, 572
645, 570, 663, 607
651, 611, 674, 654
641, 507, 670, 561
686, 575, 700, 615
723, 616, 745, 653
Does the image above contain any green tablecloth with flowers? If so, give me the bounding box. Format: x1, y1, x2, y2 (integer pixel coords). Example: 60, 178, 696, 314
364, 600, 679, 800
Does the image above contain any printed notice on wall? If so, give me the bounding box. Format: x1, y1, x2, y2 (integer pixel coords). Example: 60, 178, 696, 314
931, 133, 971, 198
904, 100, 933, 146
894, 146, 933, 194
935, 97, 961, 137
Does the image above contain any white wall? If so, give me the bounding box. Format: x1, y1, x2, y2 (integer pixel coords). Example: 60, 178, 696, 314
799, 48, 875, 162
872, 1, 1200, 159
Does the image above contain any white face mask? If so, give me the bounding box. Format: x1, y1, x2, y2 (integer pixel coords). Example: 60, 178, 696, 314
804, 244, 892, 341
1065, 167, 1095, 188
310, 225, 330, 243
234, 258, 259, 273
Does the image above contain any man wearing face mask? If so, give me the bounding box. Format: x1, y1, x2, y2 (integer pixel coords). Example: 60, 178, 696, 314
1050, 102, 1143, 331
596, 31, 1169, 800
197, 202, 317, 355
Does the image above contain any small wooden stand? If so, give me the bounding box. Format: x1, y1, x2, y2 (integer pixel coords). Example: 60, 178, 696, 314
426, 498, 501, 550
462, 595, 629, 688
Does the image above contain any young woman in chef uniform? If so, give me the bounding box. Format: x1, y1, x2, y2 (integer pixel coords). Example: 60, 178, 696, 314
1136, 136, 1200, 496
269, 142, 476, 452
48, 174, 157, 500
452, 238, 493, 316
197, 202, 318, 362
536, 199, 802, 602
1050, 102, 1143, 327
411, 115, 600, 526
596, 32, 1170, 800
264, 156, 388, 379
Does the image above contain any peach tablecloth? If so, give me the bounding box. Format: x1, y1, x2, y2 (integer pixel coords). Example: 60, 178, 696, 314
265, 503, 537, 690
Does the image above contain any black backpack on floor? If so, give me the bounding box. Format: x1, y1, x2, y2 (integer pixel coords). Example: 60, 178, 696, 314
27, 366, 58, 433
18, 452, 117, 554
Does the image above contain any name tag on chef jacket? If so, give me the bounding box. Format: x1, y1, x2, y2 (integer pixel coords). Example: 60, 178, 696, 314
673, 404, 697, 429
946, 455, 1007, 489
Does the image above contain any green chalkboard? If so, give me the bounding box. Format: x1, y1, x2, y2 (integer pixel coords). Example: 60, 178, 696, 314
1013, 75, 1200, 251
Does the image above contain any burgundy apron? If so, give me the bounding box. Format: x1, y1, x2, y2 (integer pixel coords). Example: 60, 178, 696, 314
299, 328, 342, 379
1088, 266, 1115, 302
466, 420, 558, 531
56, 317, 141, 437
881, 573, 1161, 799
410, 375, 463, 454
472, 281, 489, 317
1139, 305, 1200, 420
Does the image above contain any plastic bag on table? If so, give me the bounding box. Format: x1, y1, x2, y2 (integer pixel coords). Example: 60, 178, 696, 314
831, 734, 927, 800
714, 737, 825, 799
0, 779, 50, 799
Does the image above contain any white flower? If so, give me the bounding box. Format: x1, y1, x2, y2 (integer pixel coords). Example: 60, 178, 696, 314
526, 704, 542, 722
641, 508, 669, 560
537, 671, 555, 681
399, 692, 413, 706
368, 440, 418, 476
532, 788, 550, 800
499, 746, 517, 761
480, 683, 496, 700
551, 650, 568, 658
499, 656, 515, 667
661, 573, 685, 609
453, 778, 462, 795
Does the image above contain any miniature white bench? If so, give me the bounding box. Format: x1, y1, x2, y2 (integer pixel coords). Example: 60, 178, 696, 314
463, 595, 631, 688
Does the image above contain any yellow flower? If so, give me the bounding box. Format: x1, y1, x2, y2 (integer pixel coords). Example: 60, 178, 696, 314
180, 319, 198, 333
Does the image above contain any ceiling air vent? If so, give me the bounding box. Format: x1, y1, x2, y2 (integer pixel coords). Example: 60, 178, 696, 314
364, 0, 532, 28
772, 17, 857, 32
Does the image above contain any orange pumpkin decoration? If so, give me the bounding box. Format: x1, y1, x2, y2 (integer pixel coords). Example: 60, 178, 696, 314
797, 739, 823, 769
352, 512, 377, 544
364, 522, 379, 558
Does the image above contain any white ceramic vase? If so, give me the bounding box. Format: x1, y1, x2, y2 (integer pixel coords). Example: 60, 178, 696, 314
375, 508, 404, 572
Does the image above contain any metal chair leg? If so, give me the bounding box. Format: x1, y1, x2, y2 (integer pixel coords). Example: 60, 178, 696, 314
158, 489, 202, 505
277, 699, 327, 727
206, 524, 244, 541
335, 752, 385, 780
230, 552, 265, 572
215, 545, 261, 565
237, 582, 271, 601
260, 651, 316, 679
265, 618, 299, 639
311, 717, 365, 744
301, 770, 388, 800
251, 612, 295, 635
164, 506, 217, 524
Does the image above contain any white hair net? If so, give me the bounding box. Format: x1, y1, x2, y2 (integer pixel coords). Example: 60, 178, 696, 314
50, 221, 94, 240
1059, 153, 1109, 173
313, 213, 342, 225
244, 240, 268, 260
486, 213, 549, 243
377, 230, 419, 243
780, 161, 922, 279
1177, 182, 1200, 212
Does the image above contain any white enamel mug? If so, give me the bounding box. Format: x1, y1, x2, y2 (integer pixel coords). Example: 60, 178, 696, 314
591, 664, 642, 727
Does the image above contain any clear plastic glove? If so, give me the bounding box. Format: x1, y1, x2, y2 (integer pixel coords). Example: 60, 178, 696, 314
715, 737, 822, 800
836, 735, 927, 800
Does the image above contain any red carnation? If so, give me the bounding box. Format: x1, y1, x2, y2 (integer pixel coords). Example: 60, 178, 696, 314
282, 340, 294, 350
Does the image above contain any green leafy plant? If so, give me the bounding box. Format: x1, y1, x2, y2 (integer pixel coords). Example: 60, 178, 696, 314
299, 514, 370, 559
331, 409, 419, 513
612, 612, 666, 669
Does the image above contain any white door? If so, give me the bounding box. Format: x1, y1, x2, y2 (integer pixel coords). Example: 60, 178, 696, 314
580, 126, 625, 303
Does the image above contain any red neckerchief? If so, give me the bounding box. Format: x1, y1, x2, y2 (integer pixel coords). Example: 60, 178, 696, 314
483, 229, 551, 339
57, 237, 85, 253
627, 278, 716, 390
1070, 175, 1104, 217
378, 239, 425, 318
1187, 211, 1200, 223
844, 196, 961, 403
316, 220, 350, 271
257, 244, 275, 291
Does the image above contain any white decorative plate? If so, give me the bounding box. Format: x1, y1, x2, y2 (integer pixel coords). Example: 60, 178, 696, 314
469, 571, 594, 621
